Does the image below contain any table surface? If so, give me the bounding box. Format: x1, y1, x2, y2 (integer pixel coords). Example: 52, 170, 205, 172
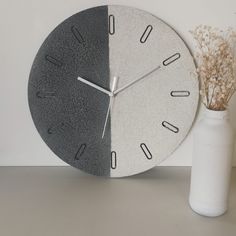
0, 167, 235, 236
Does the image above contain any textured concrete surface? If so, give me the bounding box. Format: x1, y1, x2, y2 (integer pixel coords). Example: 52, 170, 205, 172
28, 6, 111, 176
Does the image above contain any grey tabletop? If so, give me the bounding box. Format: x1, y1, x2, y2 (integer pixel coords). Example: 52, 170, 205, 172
0, 167, 235, 236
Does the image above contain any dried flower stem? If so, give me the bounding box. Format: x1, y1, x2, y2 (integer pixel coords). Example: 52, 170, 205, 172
190, 25, 236, 111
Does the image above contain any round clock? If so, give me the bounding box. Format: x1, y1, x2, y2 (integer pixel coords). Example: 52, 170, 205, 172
28, 5, 199, 177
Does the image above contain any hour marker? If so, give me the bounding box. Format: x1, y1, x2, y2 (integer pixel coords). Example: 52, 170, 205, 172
163, 53, 181, 66
109, 15, 115, 35
75, 144, 87, 160
36, 91, 56, 99
47, 122, 65, 134
111, 151, 117, 169
71, 26, 85, 44
140, 143, 152, 160
45, 55, 63, 67
170, 91, 190, 97
140, 25, 153, 43
162, 121, 179, 133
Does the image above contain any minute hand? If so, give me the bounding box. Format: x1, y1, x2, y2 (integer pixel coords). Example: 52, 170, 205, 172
113, 65, 161, 95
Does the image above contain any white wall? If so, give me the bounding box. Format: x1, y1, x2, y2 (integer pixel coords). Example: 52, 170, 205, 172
0, 0, 236, 166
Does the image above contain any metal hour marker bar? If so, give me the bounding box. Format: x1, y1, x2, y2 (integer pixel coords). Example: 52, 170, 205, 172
111, 151, 117, 169
45, 55, 63, 67
163, 53, 181, 66
71, 26, 85, 44
109, 15, 115, 35
36, 91, 56, 99
162, 121, 179, 133
47, 122, 65, 134
170, 91, 190, 97
140, 143, 152, 160
140, 25, 153, 43
75, 144, 87, 160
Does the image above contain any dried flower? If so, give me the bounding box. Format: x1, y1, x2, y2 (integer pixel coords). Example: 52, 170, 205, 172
190, 25, 236, 111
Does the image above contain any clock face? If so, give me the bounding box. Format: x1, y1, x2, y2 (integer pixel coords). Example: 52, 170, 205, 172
28, 5, 199, 177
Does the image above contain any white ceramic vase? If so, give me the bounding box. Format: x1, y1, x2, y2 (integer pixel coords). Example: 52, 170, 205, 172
189, 108, 235, 217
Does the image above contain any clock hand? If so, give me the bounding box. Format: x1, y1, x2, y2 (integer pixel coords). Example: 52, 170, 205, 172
77, 76, 113, 97
102, 97, 113, 139
102, 77, 119, 139
113, 65, 161, 95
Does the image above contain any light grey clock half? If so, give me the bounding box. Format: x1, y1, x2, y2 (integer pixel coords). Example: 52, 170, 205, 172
28, 5, 199, 177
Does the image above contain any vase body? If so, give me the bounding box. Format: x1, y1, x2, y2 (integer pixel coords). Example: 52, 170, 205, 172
189, 108, 234, 217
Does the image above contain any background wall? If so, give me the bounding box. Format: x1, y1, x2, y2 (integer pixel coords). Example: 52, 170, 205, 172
0, 0, 236, 166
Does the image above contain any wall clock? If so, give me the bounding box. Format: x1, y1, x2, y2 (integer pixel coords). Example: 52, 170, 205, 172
28, 5, 199, 177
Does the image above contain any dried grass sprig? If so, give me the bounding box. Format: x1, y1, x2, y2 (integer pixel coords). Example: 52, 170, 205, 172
190, 25, 236, 111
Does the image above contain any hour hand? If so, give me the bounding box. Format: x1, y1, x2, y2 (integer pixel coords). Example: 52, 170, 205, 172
77, 76, 113, 96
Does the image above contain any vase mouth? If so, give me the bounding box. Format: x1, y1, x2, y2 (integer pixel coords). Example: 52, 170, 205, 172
204, 108, 228, 119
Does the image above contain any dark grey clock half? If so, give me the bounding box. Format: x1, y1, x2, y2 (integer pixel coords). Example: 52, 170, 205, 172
28, 5, 199, 177
28, 6, 111, 176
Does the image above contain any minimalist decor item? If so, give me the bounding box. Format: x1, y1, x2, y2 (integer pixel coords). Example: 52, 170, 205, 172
189, 25, 236, 216
28, 5, 199, 177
